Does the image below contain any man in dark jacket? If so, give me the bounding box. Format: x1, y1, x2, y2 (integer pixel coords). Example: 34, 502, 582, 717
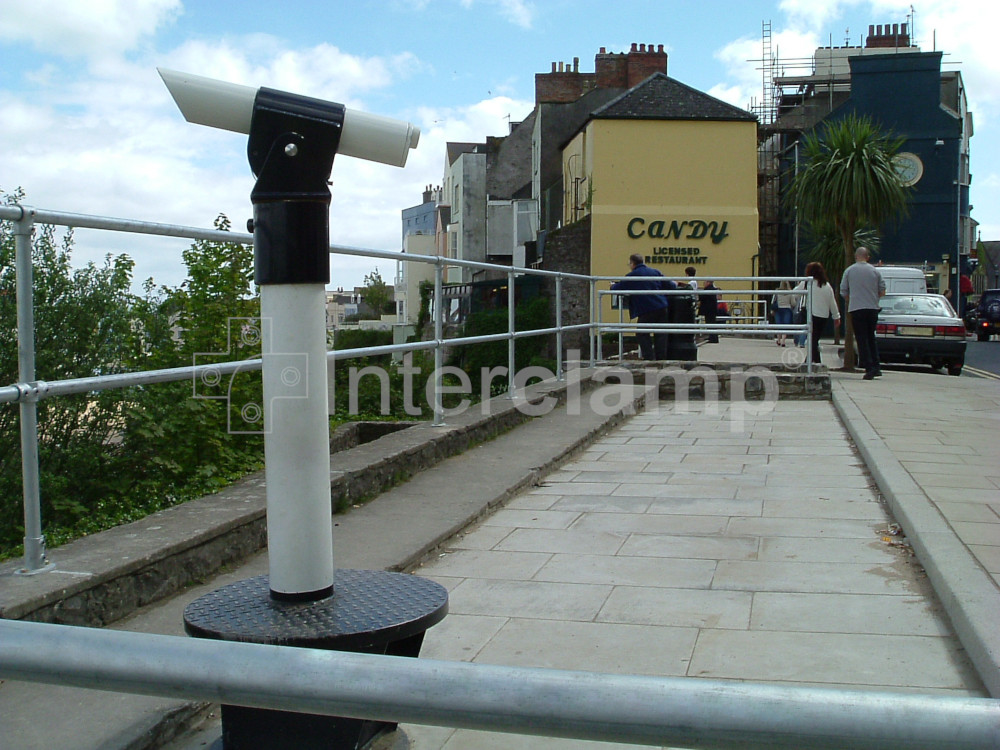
611, 253, 675, 359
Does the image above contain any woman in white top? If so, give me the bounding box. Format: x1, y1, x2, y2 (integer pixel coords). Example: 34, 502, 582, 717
794, 262, 841, 364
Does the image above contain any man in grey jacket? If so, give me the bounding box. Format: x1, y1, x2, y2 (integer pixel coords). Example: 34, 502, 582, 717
840, 246, 886, 379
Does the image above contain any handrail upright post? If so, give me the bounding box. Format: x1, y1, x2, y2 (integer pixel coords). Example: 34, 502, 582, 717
555, 275, 564, 381
618, 292, 624, 361
432, 259, 444, 426
806, 280, 814, 374
589, 279, 596, 367
13, 207, 53, 575
507, 269, 516, 398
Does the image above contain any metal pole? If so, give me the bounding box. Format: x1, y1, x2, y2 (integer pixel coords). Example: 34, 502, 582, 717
507, 269, 515, 397
618, 295, 624, 360
589, 278, 596, 367
13, 207, 53, 575
247, 94, 341, 601
794, 141, 800, 275
956, 176, 962, 295
805, 281, 814, 374
432, 259, 444, 426
259, 283, 334, 597
555, 275, 564, 381
2, 620, 998, 750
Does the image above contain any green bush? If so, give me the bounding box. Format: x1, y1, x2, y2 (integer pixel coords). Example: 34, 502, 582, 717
449, 296, 553, 391
1, 194, 264, 560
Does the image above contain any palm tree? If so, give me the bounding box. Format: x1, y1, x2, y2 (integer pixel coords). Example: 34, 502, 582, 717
786, 114, 911, 369
805, 225, 880, 344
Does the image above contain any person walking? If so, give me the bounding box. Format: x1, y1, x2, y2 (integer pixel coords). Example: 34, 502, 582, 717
700, 280, 720, 343
773, 280, 795, 346
794, 262, 841, 364
840, 246, 886, 379
611, 253, 675, 360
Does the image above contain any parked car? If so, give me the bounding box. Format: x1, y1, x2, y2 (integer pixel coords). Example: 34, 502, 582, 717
973, 288, 1000, 341
876, 294, 967, 376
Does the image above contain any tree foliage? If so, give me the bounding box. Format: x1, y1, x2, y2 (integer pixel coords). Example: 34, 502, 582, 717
805, 225, 881, 284
1, 192, 264, 559
361, 269, 394, 318
329, 328, 436, 419
785, 114, 911, 368
117, 215, 263, 502
449, 296, 553, 393
1, 190, 142, 544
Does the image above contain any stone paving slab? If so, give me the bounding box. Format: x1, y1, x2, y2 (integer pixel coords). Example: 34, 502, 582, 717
401, 396, 989, 748
6, 340, 1000, 750
831, 374, 1000, 697
749, 591, 953, 636
686, 630, 979, 690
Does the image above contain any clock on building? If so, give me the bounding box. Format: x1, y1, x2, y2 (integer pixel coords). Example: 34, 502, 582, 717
892, 152, 923, 187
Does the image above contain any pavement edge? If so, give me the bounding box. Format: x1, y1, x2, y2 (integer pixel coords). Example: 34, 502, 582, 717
831, 380, 1000, 698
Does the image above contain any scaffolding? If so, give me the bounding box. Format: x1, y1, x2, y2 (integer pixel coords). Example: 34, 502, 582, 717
751, 21, 782, 276
749, 21, 908, 276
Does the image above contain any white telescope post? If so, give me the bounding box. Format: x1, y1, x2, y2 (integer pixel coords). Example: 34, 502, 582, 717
245, 86, 345, 600
160, 71, 447, 750
160, 69, 419, 600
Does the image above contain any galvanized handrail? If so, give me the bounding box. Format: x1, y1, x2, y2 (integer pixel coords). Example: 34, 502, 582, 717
1, 619, 997, 750
1, 202, 815, 576
2, 205, 994, 749
596, 280, 816, 369
0, 204, 595, 572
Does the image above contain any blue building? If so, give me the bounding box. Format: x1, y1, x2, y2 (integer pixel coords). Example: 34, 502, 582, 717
401, 185, 441, 245
760, 23, 974, 294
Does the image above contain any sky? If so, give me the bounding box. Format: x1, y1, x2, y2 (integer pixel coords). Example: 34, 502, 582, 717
1, 0, 997, 293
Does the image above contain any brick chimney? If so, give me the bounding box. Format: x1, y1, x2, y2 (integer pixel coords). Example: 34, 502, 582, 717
865, 22, 911, 48
595, 42, 667, 88
535, 56, 592, 103
536, 43, 668, 104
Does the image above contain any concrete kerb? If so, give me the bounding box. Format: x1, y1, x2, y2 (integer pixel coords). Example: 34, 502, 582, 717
831, 380, 1000, 698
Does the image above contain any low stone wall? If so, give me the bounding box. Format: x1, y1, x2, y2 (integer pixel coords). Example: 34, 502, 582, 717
0, 363, 830, 627
0, 373, 602, 626
609, 361, 831, 400
328, 421, 414, 455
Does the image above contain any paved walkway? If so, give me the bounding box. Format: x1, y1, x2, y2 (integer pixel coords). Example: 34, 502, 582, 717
2, 337, 998, 749
402, 395, 992, 748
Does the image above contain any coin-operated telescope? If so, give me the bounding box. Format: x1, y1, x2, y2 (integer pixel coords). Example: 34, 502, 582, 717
158, 68, 419, 168
160, 68, 419, 600
161, 69, 448, 750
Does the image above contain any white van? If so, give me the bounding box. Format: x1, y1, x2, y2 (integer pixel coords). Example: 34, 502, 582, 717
877, 266, 927, 294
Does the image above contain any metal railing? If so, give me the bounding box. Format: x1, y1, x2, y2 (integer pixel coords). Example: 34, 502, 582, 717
1, 618, 997, 749
595, 276, 815, 367
1, 204, 997, 749
1, 203, 816, 576
0, 204, 592, 574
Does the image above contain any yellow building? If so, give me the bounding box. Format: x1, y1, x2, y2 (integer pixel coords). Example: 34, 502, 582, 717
560, 72, 758, 316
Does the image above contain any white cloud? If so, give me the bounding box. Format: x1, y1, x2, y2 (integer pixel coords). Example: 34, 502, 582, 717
707, 84, 744, 108
457, 0, 536, 29
778, 0, 864, 34
494, 0, 536, 29
0, 16, 534, 293
0, 27, 455, 290
0, 0, 181, 62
